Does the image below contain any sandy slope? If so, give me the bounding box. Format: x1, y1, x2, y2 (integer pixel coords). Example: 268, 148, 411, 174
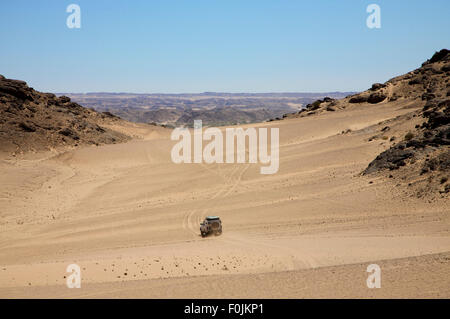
0, 100, 449, 298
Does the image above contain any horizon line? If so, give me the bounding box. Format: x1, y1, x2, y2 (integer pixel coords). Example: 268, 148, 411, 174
53, 91, 358, 95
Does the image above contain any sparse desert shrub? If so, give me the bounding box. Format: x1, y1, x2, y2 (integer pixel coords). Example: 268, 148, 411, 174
308, 100, 322, 110
405, 132, 415, 141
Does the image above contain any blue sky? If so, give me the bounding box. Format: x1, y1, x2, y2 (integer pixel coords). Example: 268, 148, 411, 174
1, 0, 449, 93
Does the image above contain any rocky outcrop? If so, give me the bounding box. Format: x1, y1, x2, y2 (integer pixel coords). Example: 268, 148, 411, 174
364, 145, 415, 174
349, 95, 368, 104
363, 49, 450, 195
367, 92, 387, 104
278, 49, 449, 195
0, 75, 131, 153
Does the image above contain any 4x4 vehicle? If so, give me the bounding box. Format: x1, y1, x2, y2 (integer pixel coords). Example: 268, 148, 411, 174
200, 216, 222, 237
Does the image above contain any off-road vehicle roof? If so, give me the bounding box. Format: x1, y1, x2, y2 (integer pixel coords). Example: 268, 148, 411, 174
206, 216, 220, 220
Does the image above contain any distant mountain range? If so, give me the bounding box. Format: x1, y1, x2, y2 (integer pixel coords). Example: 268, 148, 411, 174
60, 92, 355, 127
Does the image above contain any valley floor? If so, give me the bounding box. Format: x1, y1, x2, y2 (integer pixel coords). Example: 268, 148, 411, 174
0, 101, 449, 298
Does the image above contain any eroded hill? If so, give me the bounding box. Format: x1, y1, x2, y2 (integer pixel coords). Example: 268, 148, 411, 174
0, 75, 132, 154
283, 49, 450, 196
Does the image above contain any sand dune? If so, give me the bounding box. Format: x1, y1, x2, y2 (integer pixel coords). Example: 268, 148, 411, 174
0, 100, 449, 298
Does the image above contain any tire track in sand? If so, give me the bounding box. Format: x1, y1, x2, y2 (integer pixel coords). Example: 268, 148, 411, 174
182, 162, 317, 270
182, 164, 246, 236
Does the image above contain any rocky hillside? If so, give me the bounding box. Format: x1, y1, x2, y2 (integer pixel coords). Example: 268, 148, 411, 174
0, 75, 131, 154
363, 49, 449, 196
283, 49, 449, 196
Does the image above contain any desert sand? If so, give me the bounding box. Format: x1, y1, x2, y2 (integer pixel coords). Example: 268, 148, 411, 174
0, 100, 449, 298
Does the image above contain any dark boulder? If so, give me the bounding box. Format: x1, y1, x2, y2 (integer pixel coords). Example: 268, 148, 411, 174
349, 95, 368, 103
58, 128, 79, 140
18, 122, 36, 132
406, 139, 426, 149
408, 77, 422, 85
0, 78, 33, 100
422, 93, 436, 101
422, 149, 450, 171
306, 100, 323, 110
58, 96, 71, 104
370, 83, 386, 91
428, 49, 450, 64
364, 145, 415, 174
427, 112, 450, 129
367, 93, 387, 104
